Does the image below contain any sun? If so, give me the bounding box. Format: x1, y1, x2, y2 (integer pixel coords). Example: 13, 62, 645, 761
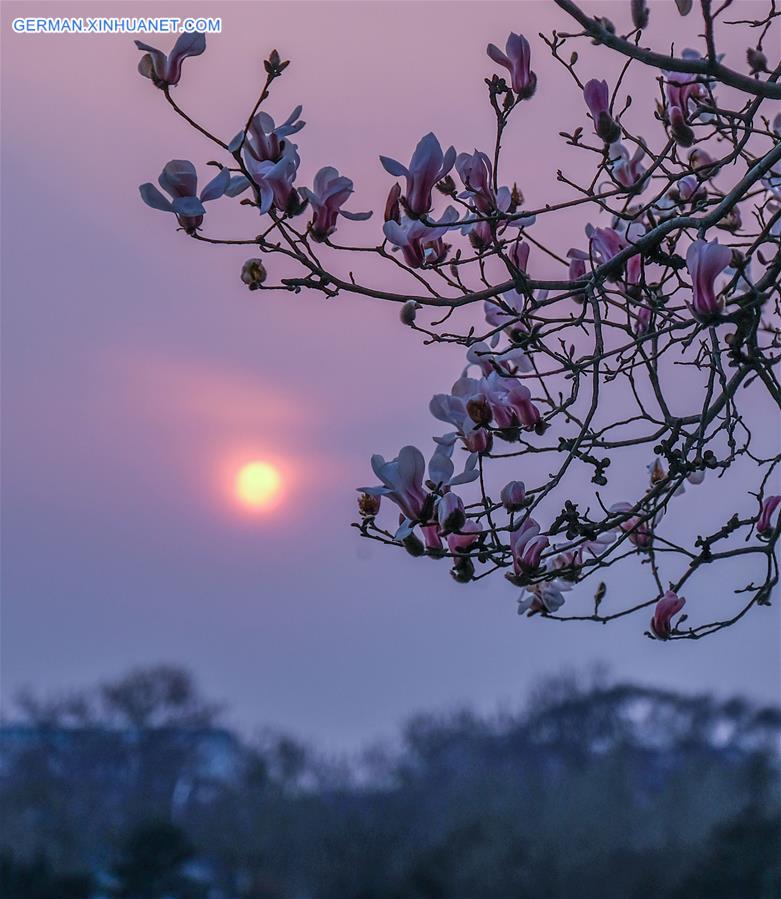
234, 461, 283, 510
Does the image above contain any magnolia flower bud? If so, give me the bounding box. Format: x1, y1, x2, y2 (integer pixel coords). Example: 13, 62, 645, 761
451, 557, 475, 583
384, 183, 402, 223
241, 258, 267, 288
631, 0, 649, 29
358, 492, 381, 517
746, 47, 768, 74
500, 480, 526, 512
437, 492, 466, 535
402, 533, 426, 557
400, 300, 421, 326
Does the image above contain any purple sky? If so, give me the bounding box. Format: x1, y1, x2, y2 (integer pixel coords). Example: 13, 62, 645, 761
2, 1, 779, 749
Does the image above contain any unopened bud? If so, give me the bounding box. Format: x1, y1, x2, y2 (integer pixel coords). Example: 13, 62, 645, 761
500, 480, 526, 512
384, 183, 402, 223
402, 533, 425, 557
400, 300, 421, 326
451, 557, 475, 583
631, 0, 649, 29
241, 258, 267, 288
747, 47, 768, 74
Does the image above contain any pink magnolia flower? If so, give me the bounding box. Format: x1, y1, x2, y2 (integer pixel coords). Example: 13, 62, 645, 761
509, 237, 530, 273
510, 517, 549, 573
456, 150, 497, 214
517, 580, 569, 614
244, 143, 302, 215
685, 238, 732, 318
447, 520, 482, 554
609, 141, 647, 190
420, 524, 444, 553
135, 32, 205, 86
587, 225, 625, 265
583, 79, 619, 142
500, 480, 526, 512
757, 495, 781, 536
664, 64, 708, 145
464, 427, 492, 454
380, 133, 456, 217
383, 207, 458, 268
232, 107, 305, 164
610, 502, 658, 550
506, 384, 542, 428
454, 160, 535, 252
665, 69, 707, 119
437, 492, 466, 535
300, 167, 372, 242
362, 445, 429, 521
139, 159, 230, 233
650, 591, 686, 639
484, 288, 528, 342
487, 33, 537, 99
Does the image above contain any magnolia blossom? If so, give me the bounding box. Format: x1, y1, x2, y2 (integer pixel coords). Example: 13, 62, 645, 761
437, 492, 466, 535
434, 355, 542, 434
456, 150, 499, 214
609, 141, 647, 190
510, 517, 549, 574
610, 502, 659, 549
583, 79, 619, 142
135, 33, 205, 86
383, 207, 458, 268
447, 521, 482, 554
757, 495, 781, 536
484, 288, 528, 344
517, 581, 569, 615
230, 107, 305, 163
487, 33, 537, 99
244, 142, 302, 215
454, 154, 534, 250
139, 160, 229, 232
380, 133, 456, 217
500, 480, 526, 512
650, 591, 686, 639
362, 445, 429, 521
299, 167, 371, 242
664, 62, 709, 145
685, 238, 732, 318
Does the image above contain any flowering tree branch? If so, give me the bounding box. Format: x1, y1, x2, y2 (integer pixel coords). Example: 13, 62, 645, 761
134, 2, 781, 642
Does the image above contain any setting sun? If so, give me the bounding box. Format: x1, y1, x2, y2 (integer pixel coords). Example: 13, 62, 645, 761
234, 461, 283, 510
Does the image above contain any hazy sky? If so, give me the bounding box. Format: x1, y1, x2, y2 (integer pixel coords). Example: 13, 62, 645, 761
2, 0, 779, 749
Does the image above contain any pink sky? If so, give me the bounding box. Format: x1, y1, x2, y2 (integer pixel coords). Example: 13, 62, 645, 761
2, 1, 778, 748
